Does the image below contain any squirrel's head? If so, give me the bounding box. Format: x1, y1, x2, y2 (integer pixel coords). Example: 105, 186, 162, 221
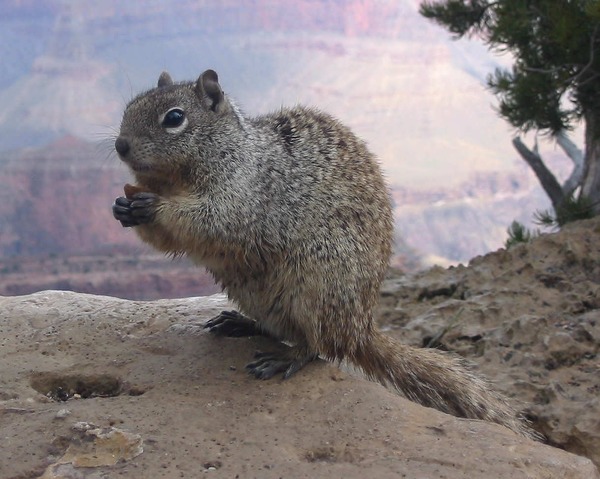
115, 69, 232, 189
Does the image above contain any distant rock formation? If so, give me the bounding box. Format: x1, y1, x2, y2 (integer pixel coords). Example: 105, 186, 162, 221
393, 166, 555, 264
0, 1, 119, 150
0, 137, 126, 257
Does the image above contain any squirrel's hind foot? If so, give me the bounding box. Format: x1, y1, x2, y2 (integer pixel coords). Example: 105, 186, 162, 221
204, 310, 263, 337
205, 312, 318, 379
246, 348, 318, 380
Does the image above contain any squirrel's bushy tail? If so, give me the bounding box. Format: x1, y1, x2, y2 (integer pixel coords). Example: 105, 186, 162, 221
351, 330, 535, 438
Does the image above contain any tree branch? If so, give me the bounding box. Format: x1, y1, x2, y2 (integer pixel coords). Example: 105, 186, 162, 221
512, 136, 565, 211
556, 131, 584, 196
522, 26, 599, 85
574, 24, 599, 85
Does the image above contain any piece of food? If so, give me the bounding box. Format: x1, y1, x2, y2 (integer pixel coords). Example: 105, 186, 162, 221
124, 183, 144, 199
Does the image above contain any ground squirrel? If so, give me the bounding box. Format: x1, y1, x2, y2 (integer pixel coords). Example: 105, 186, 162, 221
112, 69, 532, 437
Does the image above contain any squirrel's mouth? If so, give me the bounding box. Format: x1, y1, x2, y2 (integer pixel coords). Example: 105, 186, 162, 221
129, 163, 151, 173
121, 159, 153, 174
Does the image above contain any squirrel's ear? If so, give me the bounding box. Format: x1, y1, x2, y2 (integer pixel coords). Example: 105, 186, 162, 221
196, 69, 228, 113
158, 71, 173, 88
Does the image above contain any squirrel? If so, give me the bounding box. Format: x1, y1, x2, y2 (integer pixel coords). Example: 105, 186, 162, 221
112, 69, 533, 438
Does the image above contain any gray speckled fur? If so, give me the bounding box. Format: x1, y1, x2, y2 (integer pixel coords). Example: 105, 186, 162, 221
113, 70, 533, 438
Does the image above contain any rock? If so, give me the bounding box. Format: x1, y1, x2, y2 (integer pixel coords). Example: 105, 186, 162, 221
39, 422, 143, 477
55, 408, 71, 419
60, 422, 143, 467
379, 216, 600, 468
1, 291, 597, 478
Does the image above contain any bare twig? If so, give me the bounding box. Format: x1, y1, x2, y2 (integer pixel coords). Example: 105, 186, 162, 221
512, 136, 565, 212
557, 131, 584, 196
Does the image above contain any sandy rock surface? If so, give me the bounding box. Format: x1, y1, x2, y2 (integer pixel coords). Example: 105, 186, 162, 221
1, 290, 597, 479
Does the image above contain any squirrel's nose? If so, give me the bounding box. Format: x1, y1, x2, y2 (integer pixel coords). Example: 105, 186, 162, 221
115, 137, 130, 157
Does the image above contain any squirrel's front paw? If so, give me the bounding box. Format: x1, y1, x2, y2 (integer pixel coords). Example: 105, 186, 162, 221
112, 192, 159, 227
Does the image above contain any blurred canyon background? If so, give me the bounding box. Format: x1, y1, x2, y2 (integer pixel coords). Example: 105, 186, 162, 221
0, 0, 577, 299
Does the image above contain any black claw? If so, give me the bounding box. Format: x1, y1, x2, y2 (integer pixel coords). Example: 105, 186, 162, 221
113, 201, 137, 226
112, 193, 157, 226
204, 310, 262, 337
113, 205, 132, 220
246, 356, 284, 380
245, 352, 317, 381
113, 205, 130, 215
115, 197, 132, 207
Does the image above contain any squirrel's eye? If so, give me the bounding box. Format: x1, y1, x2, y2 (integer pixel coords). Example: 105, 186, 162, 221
162, 108, 186, 128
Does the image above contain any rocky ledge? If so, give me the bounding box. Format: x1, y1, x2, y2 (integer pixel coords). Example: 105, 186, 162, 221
379, 216, 600, 470
1, 289, 598, 478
